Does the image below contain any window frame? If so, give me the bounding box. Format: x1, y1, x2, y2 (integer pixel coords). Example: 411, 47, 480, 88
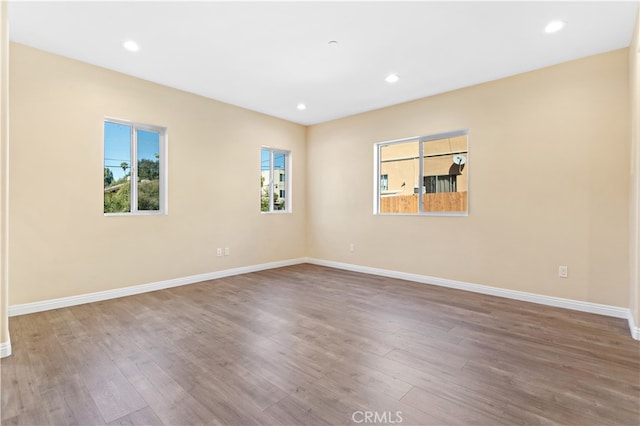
260, 146, 292, 213
103, 117, 168, 216
373, 129, 468, 216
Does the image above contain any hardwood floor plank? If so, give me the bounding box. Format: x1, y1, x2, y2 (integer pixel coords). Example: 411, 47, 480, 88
384, 347, 469, 375
1, 406, 52, 426
400, 384, 515, 425
117, 357, 222, 426
261, 395, 332, 426
85, 375, 148, 423
0, 348, 24, 420
107, 406, 164, 426
286, 380, 362, 425
222, 346, 322, 397
50, 373, 106, 426
324, 362, 414, 401
39, 387, 77, 426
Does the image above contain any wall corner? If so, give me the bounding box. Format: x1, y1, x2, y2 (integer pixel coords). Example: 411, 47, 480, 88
0, 0, 11, 358
630, 4, 640, 340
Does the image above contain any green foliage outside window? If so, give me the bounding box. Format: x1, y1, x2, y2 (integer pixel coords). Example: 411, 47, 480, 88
104, 159, 160, 213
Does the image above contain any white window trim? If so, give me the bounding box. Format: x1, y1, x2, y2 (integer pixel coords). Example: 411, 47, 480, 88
373, 129, 468, 217
104, 117, 168, 216
261, 146, 292, 214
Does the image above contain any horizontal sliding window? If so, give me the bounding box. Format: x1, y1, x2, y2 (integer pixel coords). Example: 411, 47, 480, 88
374, 130, 468, 215
104, 119, 167, 215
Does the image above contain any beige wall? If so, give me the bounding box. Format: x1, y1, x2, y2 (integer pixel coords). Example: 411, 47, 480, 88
6, 42, 634, 326
307, 49, 630, 307
8, 43, 307, 305
1, 1, 10, 355
630, 10, 640, 331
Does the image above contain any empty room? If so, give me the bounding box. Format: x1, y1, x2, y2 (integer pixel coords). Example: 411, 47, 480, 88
1, 1, 639, 425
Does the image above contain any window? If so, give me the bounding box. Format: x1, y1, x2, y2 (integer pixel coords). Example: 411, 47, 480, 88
261, 147, 290, 212
104, 118, 167, 215
374, 130, 468, 215
424, 175, 457, 193
380, 174, 389, 191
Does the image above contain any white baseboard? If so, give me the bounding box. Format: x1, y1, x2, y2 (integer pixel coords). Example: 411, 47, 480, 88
7, 256, 638, 341
305, 258, 635, 334
0, 338, 11, 358
8, 258, 307, 317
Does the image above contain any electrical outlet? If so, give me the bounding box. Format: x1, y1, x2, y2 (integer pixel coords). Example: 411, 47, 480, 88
216, 248, 223, 257
559, 266, 568, 278
349, 243, 355, 253
224, 247, 230, 256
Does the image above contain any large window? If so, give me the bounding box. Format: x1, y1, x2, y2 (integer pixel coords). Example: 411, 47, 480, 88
104, 119, 167, 215
374, 130, 468, 215
261, 147, 290, 212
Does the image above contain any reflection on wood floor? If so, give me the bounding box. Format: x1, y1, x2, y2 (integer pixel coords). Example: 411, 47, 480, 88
2, 264, 639, 425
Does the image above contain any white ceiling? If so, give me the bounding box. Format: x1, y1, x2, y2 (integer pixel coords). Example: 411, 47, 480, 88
8, 1, 639, 125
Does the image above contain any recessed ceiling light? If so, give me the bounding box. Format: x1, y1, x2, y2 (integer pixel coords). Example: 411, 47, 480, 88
385, 74, 399, 84
544, 20, 566, 34
123, 40, 139, 52
297, 103, 307, 111
328, 40, 339, 46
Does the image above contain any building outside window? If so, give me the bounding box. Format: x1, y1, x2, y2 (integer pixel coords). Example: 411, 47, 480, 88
261, 147, 290, 212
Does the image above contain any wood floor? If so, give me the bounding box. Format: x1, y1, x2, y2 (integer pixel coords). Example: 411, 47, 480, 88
1, 264, 639, 425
